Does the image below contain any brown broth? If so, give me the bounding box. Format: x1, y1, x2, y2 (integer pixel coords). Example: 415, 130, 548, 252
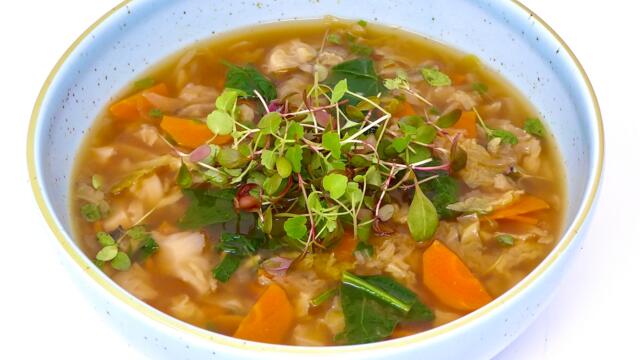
71, 18, 566, 346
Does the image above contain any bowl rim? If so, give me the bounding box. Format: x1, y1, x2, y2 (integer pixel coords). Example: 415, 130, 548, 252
27, 0, 604, 354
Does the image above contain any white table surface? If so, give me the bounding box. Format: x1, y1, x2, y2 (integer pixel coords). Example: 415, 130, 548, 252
1, 1, 638, 358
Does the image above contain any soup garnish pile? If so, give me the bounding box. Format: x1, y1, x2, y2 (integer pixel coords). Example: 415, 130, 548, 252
72, 18, 565, 345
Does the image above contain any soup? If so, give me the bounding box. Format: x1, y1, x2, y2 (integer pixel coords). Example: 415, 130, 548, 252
71, 18, 565, 346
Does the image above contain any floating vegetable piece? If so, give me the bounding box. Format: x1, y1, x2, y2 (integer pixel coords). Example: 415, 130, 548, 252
407, 184, 439, 242
422, 240, 492, 311
109, 83, 169, 121
233, 284, 295, 344
160, 115, 213, 149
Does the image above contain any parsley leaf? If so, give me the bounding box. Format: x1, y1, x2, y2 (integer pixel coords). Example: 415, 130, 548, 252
80, 203, 101, 222
179, 188, 237, 229
422, 175, 459, 219
212, 254, 242, 282
325, 58, 384, 105
421, 67, 452, 87
524, 118, 545, 137
223, 62, 277, 101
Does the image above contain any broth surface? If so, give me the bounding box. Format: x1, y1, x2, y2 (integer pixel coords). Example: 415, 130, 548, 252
72, 18, 565, 346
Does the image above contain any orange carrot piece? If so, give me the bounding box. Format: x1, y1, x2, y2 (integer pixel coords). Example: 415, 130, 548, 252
333, 232, 357, 262
210, 134, 233, 145
211, 314, 244, 335
233, 284, 295, 344
503, 215, 539, 225
160, 115, 213, 149
395, 101, 417, 118
109, 83, 169, 121
489, 195, 550, 221
452, 73, 466, 85
452, 111, 477, 138
422, 240, 492, 312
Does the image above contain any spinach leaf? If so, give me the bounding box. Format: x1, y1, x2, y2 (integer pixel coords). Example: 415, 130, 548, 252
224, 62, 277, 101
423, 175, 460, 219
337, 274, 434, 344
217, 231, 266, 257
179, 188, 237, 229
325, 58, 384, 105
212, 254, 242, 282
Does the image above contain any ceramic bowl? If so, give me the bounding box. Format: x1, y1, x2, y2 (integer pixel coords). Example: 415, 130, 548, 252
28, 0, 603, 358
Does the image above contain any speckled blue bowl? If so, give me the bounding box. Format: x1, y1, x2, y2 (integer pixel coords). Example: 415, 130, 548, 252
28, 0, 603, 358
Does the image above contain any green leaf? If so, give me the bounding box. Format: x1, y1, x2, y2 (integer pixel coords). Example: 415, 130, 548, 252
215, 88, 246, 113
354, 241, 374, 257
322, 131, 342, 159
286, 121, 304, 140
217, 147, 248, 169
357, 19, 368, 27
148, 108, 163, 118
179, 188, 237, 229
422, 175, 459, 219
421, 67, 452, 87
111, 252, 131, 271
224, 63, 277, 101
261, 149, 277, 170
323, 173, 349, 199
365, 166, 382, 187
337, 274, 433, 344
284, 216, 308, 240
415, 125, 437, 144
345, 182, 364, 207
491, 129, 519, 145
80, 203, 101, 222
138, 237, 159, 261
285, 145, 303, 173
311, 288, 338, 307
435, 109, 462, 128
407, 146, 431, 164
407, 184, 439, 242
96, 232, 115, 247
217, 232, 265, 256
391, 136, 411, 153
331, 79, 348, 104
472, 82, 488, 94
91, 174, 104, 190
496, 234, 515, 247
96, 245, 118, 261
262, 207, 273, 234
212, 254, 242, 282
257, 112, 283, 135
133, 77, 155, 90
325, 58, 384, 105
327, 34, 342, 45
276, 157, 292, 178
263, 174, 283, 195
177, 161, 192, 188
383, 71, 409, 91
524, 118, 545, 137
206, 110, 234, 135
350, 43, 373, 56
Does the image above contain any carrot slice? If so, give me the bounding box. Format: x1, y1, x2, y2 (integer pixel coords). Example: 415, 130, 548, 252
109, 83, 169, 121
233, 284, 295, 344
489, 194, 550, 221
160, 115, 213, 149
211, 314, 244, 335
452, 111, 477, 138
422, 240, 492, 311
210, 134, 234, 145
390, 326, 421, 339
452, 73, 466, 85
395, 101, 417, 118
503, 215, 539, 225
333, 232, 357, 262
